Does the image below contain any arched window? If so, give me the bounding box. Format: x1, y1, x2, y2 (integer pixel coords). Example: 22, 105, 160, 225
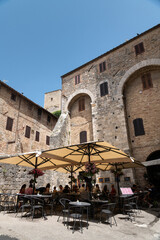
80, 131, 87, 143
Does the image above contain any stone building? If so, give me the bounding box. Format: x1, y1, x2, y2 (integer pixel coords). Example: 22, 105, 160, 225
45, 24, 160, 189
0, 81, 69, 193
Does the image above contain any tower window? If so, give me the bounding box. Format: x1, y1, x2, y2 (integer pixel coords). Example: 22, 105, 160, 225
100, 82, 108, 97
79, 98, 85, 111
11, 93, 16, 101
80, 131, 87, 143
141, 72, 153, 90
35, 131, 40, 142
133, 118, 145, 136
46, 136, 50, 145
99, 61, 106, 73
25, 126, 31, 138
75, 75, 80, 85
6, 117, 13, 131
134, 42, 145, 55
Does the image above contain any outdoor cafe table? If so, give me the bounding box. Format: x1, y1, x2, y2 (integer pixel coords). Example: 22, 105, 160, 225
90, 199, 108, 219
69, 201, 91, 228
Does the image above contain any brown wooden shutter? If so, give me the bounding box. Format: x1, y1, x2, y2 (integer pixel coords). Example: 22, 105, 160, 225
135, 42, 145, 55
35, 131, 40, 142
46, 136, 50, 145
6, 117, 13, 131
100, 82, 108, 97
75, 75, 80, 85
141, 72, 153, 90
133, 118, 145, 136
25, 126, 31, 138
99, 62, 106, 73
79, 98, 85, 111
80, 131, 87, 143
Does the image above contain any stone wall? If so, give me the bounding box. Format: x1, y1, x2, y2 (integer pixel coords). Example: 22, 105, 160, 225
44, 89, 62, 113
50, 24, 160, 187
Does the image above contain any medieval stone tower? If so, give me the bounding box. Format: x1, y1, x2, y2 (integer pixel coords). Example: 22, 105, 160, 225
44, 24, 160, 187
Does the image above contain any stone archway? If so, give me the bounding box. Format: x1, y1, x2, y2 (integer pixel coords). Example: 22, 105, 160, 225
146, 151, 160, 186
67, 93, 93, 145
118, 59, 160, 98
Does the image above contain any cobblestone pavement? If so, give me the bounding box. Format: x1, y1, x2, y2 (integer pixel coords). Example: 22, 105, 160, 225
0, 209, 160, 240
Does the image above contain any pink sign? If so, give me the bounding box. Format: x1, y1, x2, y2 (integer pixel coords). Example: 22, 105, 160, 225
120, 187, 133, 195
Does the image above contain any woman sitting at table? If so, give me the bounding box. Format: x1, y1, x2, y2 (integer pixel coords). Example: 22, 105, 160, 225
102, 185, 109, 199
19, 184, 26, 194
79, 185, 90, 202
109, 184, 116, 200
44, 183, 51, 194
63, 185, 70, 193
25, 182, 33, 195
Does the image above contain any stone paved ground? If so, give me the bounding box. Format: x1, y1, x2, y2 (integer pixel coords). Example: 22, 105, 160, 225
0, 208, 160, 240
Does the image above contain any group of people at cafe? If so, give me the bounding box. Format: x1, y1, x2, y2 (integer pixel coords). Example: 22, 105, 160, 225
19, 180, 117, 202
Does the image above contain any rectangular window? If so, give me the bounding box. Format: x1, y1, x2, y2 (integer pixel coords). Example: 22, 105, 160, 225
35, 131, 40, 142
75, 75, 80, 85
47, 115, 51, 123
133, 118, 145, 136
99, 61, 106, 73
124, 177, 131, 182
6, 117, 13, 131
134, 42, 145, 55
25, 126, 31, 138
80, 131, 87, 143
104, 177, 110, 183
141, 72, 153, 90
38, 108, 42, 116
79, 98, 85, 111
46, 136, 50, 145
100, 82, 108, 97
98, 178, 104, 183
11, 93, 16, 101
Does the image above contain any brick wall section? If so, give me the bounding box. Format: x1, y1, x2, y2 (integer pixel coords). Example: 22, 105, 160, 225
0, 81, 70, 193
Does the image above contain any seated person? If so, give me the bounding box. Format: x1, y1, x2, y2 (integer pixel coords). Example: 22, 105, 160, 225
102, 185, 109, 199
58, 185, 63, 193
53, 186, 57, 194
19, 184, 26, 194
25, 183, 33, 195
44, 183, 51, 194
109, 184, 116, 200
79, 184, 86, 193
63, 185, 70, 193
80, 185, 90, 201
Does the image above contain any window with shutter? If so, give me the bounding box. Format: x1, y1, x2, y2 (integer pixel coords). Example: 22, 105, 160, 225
133, 118, 145, 136
25, 126, 31, 138
6, 117, 13, 131
141, 73, 153, 90
38, 108, 42, 116
35, 131, 40, 142
75, 75, 80, 85
100, 82, 108, 97
47, 115, 51, 123
11, 93, 16, 101
80, 131, 87, 143
134, 42, 145, 55
99, 61, 106, 73
46, 136, 50, 145
79, 98, 85, 111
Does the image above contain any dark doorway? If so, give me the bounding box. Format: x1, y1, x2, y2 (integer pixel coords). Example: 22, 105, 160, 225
146, 150, 160, 186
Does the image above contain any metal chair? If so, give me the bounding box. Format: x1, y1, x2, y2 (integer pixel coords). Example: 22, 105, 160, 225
16, 195, 32, 218
100, 203, 117, 227
44, 197, 56, 216
0, 193, 16, 213
67, 205, 83, 233
123, 197, 136, 221
30, 196, 45, 220
57, 198, 71, 225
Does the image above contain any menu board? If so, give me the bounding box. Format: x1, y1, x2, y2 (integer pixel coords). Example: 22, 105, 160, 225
120, 187, 133, 195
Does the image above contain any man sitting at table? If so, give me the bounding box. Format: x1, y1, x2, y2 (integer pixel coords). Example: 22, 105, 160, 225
79, 185, 90, 201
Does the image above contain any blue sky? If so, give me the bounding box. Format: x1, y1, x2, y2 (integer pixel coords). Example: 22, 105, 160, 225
0, 0, 160, 107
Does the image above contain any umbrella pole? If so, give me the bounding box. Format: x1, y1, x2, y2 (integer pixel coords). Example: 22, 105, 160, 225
33, 156, 38, 194
71, 166, 73, 192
